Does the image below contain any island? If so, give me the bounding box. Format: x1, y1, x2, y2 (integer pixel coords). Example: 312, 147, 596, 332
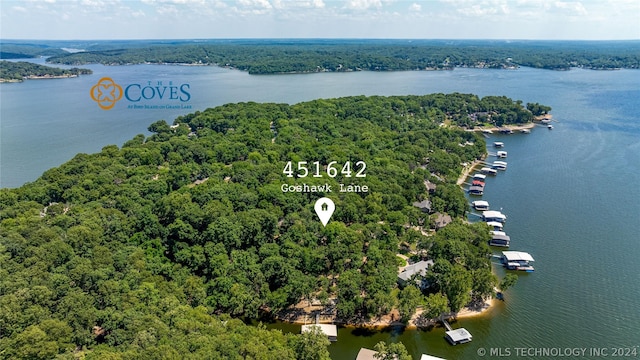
0, 60, 92, 82
0, 94, 546, 358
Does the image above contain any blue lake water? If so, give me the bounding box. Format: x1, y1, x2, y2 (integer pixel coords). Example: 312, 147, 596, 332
1, 60, 639, 359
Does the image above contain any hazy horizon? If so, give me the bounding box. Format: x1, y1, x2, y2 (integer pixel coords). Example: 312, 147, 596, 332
1, 0, 638, 41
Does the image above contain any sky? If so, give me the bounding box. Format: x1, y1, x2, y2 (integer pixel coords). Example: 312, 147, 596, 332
1, 0, 639, 40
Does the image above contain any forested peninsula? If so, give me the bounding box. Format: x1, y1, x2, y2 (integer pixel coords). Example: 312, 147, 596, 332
0, 60, 92, 82
0, 94, 546, 358
42, 40, 640, 73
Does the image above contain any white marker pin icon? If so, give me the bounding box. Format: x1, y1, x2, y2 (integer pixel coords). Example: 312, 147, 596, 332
314, 197, 335, 227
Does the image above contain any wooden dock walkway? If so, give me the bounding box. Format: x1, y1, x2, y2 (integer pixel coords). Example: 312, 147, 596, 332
442, 319, 453, 332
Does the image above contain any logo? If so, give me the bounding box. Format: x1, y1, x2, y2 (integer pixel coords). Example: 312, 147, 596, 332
90, 77, 123, 110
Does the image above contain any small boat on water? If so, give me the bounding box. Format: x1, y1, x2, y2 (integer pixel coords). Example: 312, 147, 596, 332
469, 185, 484, 196
492, 161, 507, 170
547, 124, 554, 130
486, 221, 503, 231
521, 129, 531, 134
501, 251, 535, 272
493, 141, 504, 148
481, 167, 498, 175
496, 151, 508, 158
472, 200, 489, 211
490, 231, 511, 247
481, 129, 493, 134
483, 210, 506, 223
472, 173, 487, 181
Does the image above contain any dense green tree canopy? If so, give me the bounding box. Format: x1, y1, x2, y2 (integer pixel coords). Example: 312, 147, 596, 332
0, 60, 91, 81
0, 94, 535, 357
43, 40, 640, 72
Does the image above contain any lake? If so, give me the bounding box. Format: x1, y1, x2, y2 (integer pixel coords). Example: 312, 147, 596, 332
1, 60, 639, 359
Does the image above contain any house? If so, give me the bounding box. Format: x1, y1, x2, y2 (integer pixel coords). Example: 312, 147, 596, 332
398, 260, 434, 288
433, 212, 452, 229
424, 180, 437, 193
413, 199, 432, 213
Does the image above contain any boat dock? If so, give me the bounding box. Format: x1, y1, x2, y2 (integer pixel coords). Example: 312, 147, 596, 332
442, 319, 473, 345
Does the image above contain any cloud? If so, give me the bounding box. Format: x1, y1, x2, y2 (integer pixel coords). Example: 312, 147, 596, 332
409, 3, 420, 12
12, 6, 28, 12
554, 1, 587, 16
237, 0, 272, 9
345, 0, 382, 10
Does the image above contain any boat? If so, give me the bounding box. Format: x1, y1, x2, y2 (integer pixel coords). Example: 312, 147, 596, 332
521, 129, 531, 134
481, 129, 493, 134
468, 185, 484, 196
501, 251, 535, 272
486, 221, 503, 231
489, 231, 511, 247
493, 141, 504, 148
496, 151, 507, 158
471, 179, 485, 187
483, 210, 506, 223
472, 173, 487, 181
481, 167, 498, 175
492, 161, 507, 170
301, 324, 338, 342
547, 124, 554, 130
499, 128, 513, 134
445, 328, 473, 345
472, 200, 489, 211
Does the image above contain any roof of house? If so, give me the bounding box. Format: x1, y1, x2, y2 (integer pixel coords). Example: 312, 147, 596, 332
502, 251, 534, 262
398, 260, 434, 282
355, 348, 379, 360
301, 324, 337, 338
421, 354, 447, 360
424, 180, 437, 191
433, 212, 452, 228
413, 199, 432, 212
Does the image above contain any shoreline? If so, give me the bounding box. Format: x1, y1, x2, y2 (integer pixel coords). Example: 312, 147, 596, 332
470, 121, 536, 133
457, 158, 484, 186
273, 294, 497, 330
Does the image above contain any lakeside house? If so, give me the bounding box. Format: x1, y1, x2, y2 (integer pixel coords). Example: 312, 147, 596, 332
398, 260, 434, 289
432, 212, 452, 230
424, 180, 437, 193
413, 199, 433, 213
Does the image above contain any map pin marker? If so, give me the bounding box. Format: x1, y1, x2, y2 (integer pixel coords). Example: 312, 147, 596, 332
314, 197, 335, 227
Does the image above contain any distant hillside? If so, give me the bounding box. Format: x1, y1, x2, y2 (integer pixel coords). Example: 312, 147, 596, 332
0, 60, 92, 82
44, 39, 640, 73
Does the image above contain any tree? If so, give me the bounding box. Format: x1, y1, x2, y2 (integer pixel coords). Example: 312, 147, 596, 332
499, 273, 518, 292
373, 341, 412, 360
290, 326, 331, 360
422, 292, 450, 320
397, 285, 423, 323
